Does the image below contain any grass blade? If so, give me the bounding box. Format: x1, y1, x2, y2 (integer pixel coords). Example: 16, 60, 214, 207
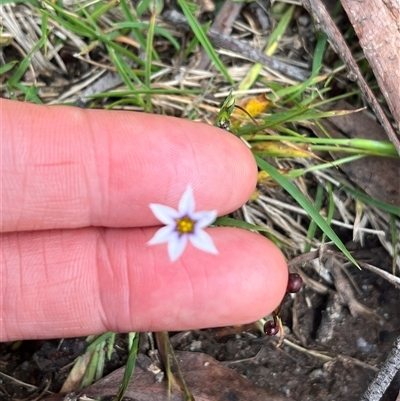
304, 184, 324, 253
322, 181, 335, 244
177, 0, 234, 84
115, 22, 180, 51
343, 186, 400, 217
0, 61, 17, 75
145, 12, 156, 112
113, 332, 139, 401
8, 37, 45, 87
239, 5, 294, 91
215, 216, 271, 233
255, 155, 360, 267
120, 0, 147, 49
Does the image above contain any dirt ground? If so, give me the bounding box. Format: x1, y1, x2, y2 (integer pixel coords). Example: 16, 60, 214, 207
1, 235, 399, 401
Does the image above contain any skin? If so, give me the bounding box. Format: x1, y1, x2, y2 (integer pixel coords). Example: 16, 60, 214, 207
1, 99, 288, 341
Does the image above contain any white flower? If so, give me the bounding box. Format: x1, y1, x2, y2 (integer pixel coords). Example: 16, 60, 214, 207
147, 186, 218, 262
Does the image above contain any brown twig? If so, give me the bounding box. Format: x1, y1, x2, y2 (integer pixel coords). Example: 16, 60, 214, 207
207, 30, 309, 81
357, 261, 400, 290
301, 0, 400, 155
163, 9, 310, 81
360, 336, 400, 401
340, 0, 400, 136
326, 256, 383, 323
287, 249, 319, 267
197, 0, 244, 70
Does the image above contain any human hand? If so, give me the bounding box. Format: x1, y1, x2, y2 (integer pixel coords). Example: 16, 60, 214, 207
1, 99, 288, 341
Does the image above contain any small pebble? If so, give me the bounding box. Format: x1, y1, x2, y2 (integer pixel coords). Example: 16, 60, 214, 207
309, 368, 328, 382
357, 337, 376, 353
298, 15, 310, 26
189, 340, 202, 352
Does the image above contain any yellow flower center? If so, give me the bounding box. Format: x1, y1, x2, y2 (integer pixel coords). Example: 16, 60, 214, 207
176, 216, 195, 235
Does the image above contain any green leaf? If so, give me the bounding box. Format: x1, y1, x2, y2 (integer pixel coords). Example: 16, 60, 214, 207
239, 5, 294, 91
236, 107, 310, 135
304, 184, 324, 253
144, 13, 156, 112
87, 331, 114, 351
8, 37, 45, 87
255, 155, 360, 267
90, 0, 119, 21
215, 216, 271, 233
41, 1, 97, 38
0, 61, 18, 75
137, 0, 154, 16
24, 84, 42, 104
322, 181, 335, 244
80, 342, 102, 388
120, 0, 147, 49
114, 22, 179, 51
113, 333, 139, 401
312, 32, 328, 77
106, 44, 146, 108
343, 186, 400, 217
213, 90, 235, 130
177, 0, 234, 84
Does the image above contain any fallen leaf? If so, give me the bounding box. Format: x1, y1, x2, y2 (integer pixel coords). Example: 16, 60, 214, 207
258, 168, 293, 187
44, 351, 294, 401
253, 142, 311, 158
235, 94, 271, 118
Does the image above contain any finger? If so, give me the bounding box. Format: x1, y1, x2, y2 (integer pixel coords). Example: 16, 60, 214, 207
1, 227, 288, 341
2, 99, 257, 232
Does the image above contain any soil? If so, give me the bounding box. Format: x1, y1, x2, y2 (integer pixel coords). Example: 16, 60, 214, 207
1, 240, 399, 401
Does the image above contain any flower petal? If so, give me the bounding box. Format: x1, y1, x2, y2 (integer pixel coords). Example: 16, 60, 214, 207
189, 228, 218, 254
149, 203, 179, 225
148, 186, 218, 261
147, 225, 175, 245
192, 210, 217, 228
168, 233, 188, 262
179, 186, 195, 215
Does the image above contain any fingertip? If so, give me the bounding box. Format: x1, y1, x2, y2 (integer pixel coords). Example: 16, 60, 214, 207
209, 228, 289, 324
1, 226, 288, 340
108, 227, 288, 331
2, 99, 257, 231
